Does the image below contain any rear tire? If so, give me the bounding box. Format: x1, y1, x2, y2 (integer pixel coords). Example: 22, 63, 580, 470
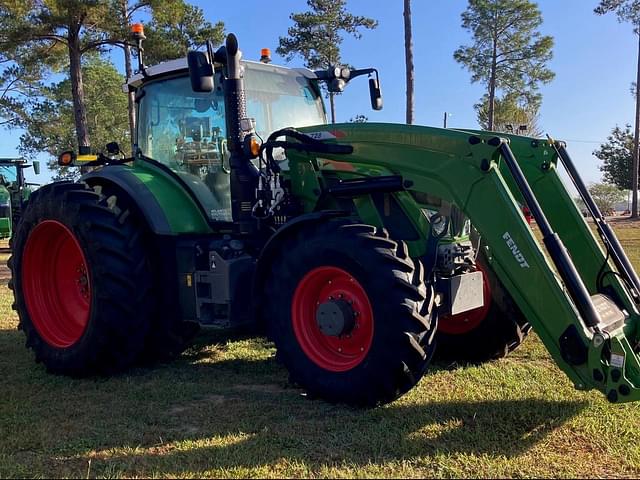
264, 220, 437, 406
9, 182, 154, 375
88, 183, 200, 364
435, 251, 530, 363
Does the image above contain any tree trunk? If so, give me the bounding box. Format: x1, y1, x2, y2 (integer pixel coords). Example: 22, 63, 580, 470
329, 92, 336, 123
404, 0, 414, 125
68, 32, 90, 150
488, 40, 497, 131
121, 0, 136, 155
632, 31, 640, 218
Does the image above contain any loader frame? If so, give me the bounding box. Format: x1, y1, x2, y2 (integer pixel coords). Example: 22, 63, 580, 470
281, 122, 640, 402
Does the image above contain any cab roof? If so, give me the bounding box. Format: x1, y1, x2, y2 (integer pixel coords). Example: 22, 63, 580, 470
124, 57, 317, 92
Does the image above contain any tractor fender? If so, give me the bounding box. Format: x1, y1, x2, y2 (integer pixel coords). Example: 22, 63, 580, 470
252, 210, 349, 321
83, 167, 173, 235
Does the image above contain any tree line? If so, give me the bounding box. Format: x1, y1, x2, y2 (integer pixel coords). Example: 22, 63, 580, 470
0, 0, 636, 214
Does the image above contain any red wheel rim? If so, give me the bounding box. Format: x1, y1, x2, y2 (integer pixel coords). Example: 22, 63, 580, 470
292, 266, 374, 372
438, 263, 492, 335
21, 220, 91, 348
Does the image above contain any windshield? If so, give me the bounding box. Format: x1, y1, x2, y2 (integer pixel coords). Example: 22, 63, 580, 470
244, 65, 326, 138
0, 165, 17, 186
137, 63, 326, 166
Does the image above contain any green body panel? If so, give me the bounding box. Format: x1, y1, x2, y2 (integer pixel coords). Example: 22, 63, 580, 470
0, 216, 10, 239
128, 161, 212, 235
284, 122, 640, 402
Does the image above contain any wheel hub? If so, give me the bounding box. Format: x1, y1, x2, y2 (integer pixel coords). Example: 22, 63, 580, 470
316, 299, 355, 336
291, 266, 374, 372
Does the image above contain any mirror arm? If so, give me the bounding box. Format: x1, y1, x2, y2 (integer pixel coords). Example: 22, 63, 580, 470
349, 68, 377, 81
313, 67, 380, 88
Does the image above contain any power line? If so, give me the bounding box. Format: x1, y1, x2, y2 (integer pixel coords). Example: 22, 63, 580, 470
561, 138, 606, 144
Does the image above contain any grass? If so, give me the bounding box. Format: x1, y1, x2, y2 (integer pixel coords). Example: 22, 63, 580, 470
2, 230, 640, 478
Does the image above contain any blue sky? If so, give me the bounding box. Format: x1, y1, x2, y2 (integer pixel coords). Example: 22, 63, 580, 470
9, 0, 639, 186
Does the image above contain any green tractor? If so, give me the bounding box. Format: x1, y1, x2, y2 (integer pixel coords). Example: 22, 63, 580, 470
9, 33, 640, 406
0, 158, 39, 241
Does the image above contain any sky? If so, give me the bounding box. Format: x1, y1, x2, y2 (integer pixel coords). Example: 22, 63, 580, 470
7, 0, 640, 187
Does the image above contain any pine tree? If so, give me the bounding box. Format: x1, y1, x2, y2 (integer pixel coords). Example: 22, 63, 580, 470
0, 0, 224, 154
454, 0, 554, 131
277, 0, 377, 123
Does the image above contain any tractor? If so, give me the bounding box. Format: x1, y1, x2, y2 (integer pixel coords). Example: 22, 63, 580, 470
0, 158, 39, 240
9, 31, 640, 406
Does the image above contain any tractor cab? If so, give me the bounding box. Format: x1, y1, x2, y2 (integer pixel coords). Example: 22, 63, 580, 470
128, 59, 328, 222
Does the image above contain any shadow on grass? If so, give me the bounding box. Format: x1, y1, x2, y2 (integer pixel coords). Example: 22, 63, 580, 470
0, 327, 587, 477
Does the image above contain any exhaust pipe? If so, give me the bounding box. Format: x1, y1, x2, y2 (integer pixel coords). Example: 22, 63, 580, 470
221, 34, 259, 235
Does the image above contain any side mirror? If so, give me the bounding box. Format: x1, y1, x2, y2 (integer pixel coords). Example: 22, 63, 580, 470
106, 142, 121, 155
369, 77, 383, 111
32, 161, 40, 175
58, 150, 76, 167
187, 50, 214, 93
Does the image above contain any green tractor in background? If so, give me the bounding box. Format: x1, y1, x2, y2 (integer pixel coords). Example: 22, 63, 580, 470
9, 31, 640, 406
0, 158, 39, 241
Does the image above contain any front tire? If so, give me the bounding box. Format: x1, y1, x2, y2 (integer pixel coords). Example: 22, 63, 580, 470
9, 182, 154, 375
435, 251, 530, 363
265, 220, 437, 406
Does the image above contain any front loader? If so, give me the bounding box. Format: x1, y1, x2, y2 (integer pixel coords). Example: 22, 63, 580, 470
9, 31, 640, 406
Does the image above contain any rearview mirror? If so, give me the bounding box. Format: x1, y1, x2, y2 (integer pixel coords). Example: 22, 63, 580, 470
32, 161, 40, 175
187, 50, 214, 93
369, 78, 383, 111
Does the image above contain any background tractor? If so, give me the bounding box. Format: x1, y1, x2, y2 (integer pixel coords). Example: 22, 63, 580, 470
9, 32, 640, 406
0, 158, 39, 240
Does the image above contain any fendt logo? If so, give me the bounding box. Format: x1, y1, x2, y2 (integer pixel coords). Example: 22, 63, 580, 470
503, 232, 530, 268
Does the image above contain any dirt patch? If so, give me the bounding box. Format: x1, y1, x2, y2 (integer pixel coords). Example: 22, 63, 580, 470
608, 216, 640, 228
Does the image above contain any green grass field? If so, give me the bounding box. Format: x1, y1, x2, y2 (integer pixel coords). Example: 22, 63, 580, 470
2, 227, 640, 479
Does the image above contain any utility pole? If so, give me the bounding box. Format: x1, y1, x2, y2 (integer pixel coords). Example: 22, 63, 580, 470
633, 30, 640, 218
404, 0, 414, 124
443, 112, 450, 128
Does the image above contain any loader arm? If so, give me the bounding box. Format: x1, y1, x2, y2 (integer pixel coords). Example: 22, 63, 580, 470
291, 123, 640, 403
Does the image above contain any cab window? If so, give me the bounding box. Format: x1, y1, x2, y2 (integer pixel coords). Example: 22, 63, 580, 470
137, 76, 232, 222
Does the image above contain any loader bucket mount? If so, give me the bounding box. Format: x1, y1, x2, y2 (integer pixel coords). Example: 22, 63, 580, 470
471, 133, 640, 403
